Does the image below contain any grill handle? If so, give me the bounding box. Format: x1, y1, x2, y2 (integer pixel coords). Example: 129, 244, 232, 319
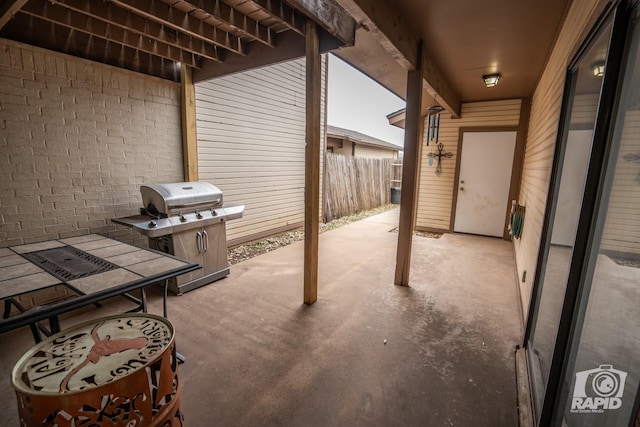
196, 231, 203, 253
202, 230, 208, 252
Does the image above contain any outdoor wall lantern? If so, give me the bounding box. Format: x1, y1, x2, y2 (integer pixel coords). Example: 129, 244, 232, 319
482, 73, 501, 87
426, 104, 444, 146
591, 61, 605, 77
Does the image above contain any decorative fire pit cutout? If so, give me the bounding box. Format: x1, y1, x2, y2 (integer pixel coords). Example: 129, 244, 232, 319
21, 246, 119, 281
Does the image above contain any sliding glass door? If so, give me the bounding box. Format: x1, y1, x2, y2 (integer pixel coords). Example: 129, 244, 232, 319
526, 11, 614, 421
526, 1, 640, 425
554, 4, 640, 424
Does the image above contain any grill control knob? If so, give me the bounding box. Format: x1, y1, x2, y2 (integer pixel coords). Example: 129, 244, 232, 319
148, 220, 157, 228
196, 210, 203, 219
180, 214, 187, 223
211, 209, 217, 216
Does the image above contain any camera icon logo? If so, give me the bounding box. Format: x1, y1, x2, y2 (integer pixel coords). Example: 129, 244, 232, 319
571, 365, 627, 413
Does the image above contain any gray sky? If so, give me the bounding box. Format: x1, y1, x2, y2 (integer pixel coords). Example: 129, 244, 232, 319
327, 55, 406, 146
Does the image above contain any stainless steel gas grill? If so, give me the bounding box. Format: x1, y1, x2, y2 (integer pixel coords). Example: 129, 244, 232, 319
112, 182, 244, 294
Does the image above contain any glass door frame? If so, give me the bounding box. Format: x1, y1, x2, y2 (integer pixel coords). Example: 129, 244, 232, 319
523, 0, 638, 425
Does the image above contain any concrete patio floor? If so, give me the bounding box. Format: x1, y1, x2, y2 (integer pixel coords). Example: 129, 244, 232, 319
0, 208, 523, 426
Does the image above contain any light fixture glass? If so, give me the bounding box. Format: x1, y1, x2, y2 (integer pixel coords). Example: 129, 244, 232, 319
591, 62, 605, 77
482, 73, 501, 88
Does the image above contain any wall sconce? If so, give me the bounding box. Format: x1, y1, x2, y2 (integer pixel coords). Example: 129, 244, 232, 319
591, 62, 605, 77
482, 73, 501, 88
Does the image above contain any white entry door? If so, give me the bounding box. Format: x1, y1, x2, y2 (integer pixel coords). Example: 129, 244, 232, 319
454, 131, 517, 237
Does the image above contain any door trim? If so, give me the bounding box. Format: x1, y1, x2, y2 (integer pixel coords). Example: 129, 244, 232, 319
451, 125, 524, 240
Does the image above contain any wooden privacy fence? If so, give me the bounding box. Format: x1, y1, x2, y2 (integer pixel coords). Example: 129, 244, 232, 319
323, 153, 402, 222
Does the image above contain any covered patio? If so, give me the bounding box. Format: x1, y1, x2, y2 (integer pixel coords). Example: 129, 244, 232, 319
0, 209, 523, 425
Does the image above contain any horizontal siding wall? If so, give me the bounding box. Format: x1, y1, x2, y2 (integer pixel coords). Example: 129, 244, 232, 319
601, 110, 640, 255
416, 99, 521, 231
195, 57, 326, 245
0, 39, 182, 248
355, 144, 397, 159
513, 0, 606, 319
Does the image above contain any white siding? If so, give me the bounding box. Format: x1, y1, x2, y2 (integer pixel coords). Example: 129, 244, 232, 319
416, 99, 521, 231
195, 57, 327, 244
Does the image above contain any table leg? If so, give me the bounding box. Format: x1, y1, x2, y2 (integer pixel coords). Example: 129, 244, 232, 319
49, 316, 60, 335
3, 299, 12, 319
161, 279, 185, 364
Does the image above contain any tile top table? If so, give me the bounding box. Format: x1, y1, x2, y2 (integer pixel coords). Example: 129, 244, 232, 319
0, 234, 200, 339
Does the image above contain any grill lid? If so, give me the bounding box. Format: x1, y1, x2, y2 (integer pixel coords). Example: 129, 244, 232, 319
141, 182, 223, 216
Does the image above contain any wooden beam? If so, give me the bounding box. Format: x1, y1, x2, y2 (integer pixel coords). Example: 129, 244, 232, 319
193, 27, 341, 82
49, 0, 221, 62
287, 0, 356, 46
304, 19, 321, 305
19, 1, 203, 68
109, 0, 248, 54
193, 30, 302, 82
0, 0, 28, 29
394, 41, 424, 287
334, 0, 461, 117
181, 65, 198, 182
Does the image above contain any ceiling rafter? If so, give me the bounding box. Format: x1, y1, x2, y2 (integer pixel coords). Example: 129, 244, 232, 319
0, 0, 29, 29
0, 0, 355, 81
48, 0, 222, 62
108, 0, 261, 55
19, 1, 204, 68
234, 0, 305, 36
171, 0, 275, 47
2, 14, 181, 80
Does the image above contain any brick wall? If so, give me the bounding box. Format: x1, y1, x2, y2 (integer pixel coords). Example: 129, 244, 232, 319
0, 39, 184, 248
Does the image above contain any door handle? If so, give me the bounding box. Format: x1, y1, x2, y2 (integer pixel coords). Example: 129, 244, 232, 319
202, 230, 208, 252
196, 231, 202, 253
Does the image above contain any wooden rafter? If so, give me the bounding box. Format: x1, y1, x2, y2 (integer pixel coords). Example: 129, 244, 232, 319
1, 0, 355, 81
2, 14, 181, 81
109, 0, 256, 54
49, 0, 222, 62
241, 0, 306, 36
0, 0, 28, 29
20, 1, 204, 68
173, 0, 274, 47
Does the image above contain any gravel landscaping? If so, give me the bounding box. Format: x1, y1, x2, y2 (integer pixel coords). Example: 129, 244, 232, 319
227, 205, 397, 265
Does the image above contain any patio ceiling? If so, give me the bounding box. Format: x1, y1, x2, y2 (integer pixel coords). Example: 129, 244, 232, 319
334, 0, 572, 116
0, 0, 355, 81
1, 0, 572, 113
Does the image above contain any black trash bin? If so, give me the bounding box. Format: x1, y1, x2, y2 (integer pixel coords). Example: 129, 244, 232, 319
390, 187, 401, 204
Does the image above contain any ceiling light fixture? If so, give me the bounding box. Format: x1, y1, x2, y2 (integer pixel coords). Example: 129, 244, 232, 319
482, 73, 501, 88
591, 62, 605, 77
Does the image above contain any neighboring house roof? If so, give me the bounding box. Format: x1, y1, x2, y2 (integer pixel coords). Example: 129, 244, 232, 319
327, 125, 402, 151
386, 108, 406, 129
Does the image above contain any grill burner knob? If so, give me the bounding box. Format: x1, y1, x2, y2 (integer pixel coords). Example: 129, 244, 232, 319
211, 209, 217, 216
148, 220, 157, 228
180, 214, 187, 223
196, 210, 203, 219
